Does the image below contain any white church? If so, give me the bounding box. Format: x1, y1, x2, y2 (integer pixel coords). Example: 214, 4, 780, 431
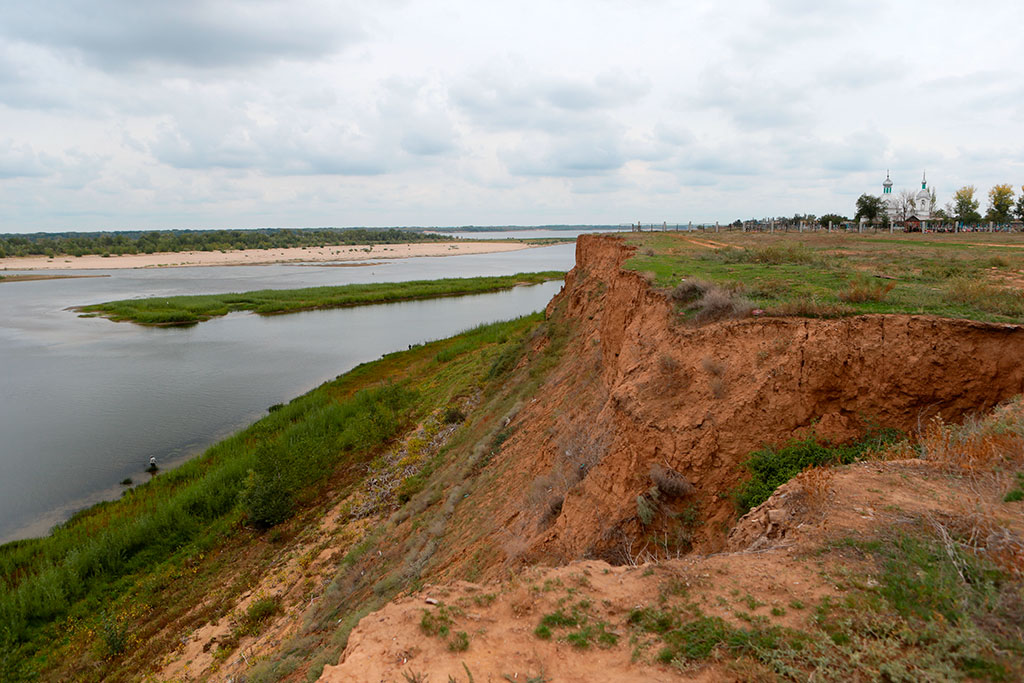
880, 171, 934, 227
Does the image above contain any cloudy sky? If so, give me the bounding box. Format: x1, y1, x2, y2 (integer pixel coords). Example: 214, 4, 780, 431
1, 0, 1022, 232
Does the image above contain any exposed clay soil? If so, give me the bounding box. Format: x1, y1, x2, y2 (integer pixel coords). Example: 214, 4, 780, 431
144, 235, 1024, 681
429, 236, 1024, 578
323, 455, 1023, 682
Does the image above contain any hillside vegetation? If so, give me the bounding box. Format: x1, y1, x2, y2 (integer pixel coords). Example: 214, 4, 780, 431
1, 308, 569, 680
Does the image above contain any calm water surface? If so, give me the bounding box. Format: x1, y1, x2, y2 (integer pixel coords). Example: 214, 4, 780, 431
0, 243, 574, 542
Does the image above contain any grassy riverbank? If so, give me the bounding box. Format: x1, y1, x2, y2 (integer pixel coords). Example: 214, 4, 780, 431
76, 271, 565, 325
0, 311, 555, 680
625, 232, 1024, 323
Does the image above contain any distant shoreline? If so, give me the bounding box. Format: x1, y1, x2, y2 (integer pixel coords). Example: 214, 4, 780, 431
0, 273, 111, 283
0, 241, 535, 271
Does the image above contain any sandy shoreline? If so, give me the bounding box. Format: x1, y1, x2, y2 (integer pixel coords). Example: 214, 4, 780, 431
0, 241, 534, 271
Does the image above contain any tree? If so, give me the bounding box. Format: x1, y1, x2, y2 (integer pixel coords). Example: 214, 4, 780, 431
952, 186, 982, 224
987, 184, 1015, 223
895, 190, 916, 222
854, 194, 883, 225
818, 213, 847, 228
1015, 185, 1024, 221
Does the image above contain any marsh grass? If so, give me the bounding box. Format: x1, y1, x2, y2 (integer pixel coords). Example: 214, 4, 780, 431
77, 272, 565, 325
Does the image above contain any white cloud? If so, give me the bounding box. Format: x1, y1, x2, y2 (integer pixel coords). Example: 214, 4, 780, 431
1, 0, 1023, 230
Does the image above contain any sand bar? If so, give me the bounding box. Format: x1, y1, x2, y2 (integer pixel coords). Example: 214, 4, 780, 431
0, 241, 534, 271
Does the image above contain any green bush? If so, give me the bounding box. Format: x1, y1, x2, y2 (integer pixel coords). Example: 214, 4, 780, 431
733, 429, 901, 514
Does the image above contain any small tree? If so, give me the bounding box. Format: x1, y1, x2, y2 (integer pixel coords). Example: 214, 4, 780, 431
819, 213, 847, 228
952, 186, 982, 224
854, 194, 883, 225
987, 184, 1015, 223
895, 190, 916, 222
1015, 185, 1024, 222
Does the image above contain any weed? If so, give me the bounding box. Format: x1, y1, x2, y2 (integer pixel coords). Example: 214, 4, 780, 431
234, 596, 281, 637
448, 631, 470, 652
838, 276, 895, 303
420, 605, 454, 638
636, 487, 660, 526
742, 594, 764, 611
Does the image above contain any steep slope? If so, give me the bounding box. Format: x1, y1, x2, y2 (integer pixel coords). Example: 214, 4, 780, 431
325, 396, 1024, 682
432, 235, 1024, 576
53, 234, 1024, 681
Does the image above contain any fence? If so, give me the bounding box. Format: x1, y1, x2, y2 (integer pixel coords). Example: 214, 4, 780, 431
619, 220, 1024, 234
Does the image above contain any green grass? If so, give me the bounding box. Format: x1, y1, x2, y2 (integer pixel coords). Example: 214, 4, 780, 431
534, 599, 618, 649
628, 527, 1023, 680
624, 232, 1024, 324
0, 311, 548, 680
76, 272, 565, 325
733, 428, 902, 514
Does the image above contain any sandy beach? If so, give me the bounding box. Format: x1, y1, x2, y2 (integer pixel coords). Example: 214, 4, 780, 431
0, 241, 535, 271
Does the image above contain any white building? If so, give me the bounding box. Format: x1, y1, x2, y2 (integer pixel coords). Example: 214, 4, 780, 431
880, 171, 933, 224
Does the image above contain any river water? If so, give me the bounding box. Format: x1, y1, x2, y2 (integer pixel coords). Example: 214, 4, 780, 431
0, 243, 575, 543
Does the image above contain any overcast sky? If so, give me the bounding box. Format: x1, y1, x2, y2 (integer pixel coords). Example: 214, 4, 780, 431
1, 0, 1022, 232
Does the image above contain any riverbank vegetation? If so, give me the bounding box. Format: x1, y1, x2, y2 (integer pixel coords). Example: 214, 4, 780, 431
0, 227, 450, 259
76, 272, 565, 325
626, 231, 1024, 323
0, 309, 563, 680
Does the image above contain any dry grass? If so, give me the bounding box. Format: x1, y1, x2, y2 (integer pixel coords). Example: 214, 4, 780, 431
649, 464, 695, 499
671, 279, 753, 324
914, 401, 1024, 576
765, 296, 854, 318
795, 466, 834, 513
838, 277, 895, 303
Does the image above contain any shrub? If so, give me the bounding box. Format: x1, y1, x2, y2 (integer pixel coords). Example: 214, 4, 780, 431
650, 464, 695, 498
671, 280, 709, 304
637, 487, 660, 526
234, 596, 281, 637
396, 475, 426, 504
240, 467, 293, 528
442, 406, 466, 424
733, 430, 900, 514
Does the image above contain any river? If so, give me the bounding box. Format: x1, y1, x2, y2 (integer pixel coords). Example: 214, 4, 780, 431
0, 242, 575, 543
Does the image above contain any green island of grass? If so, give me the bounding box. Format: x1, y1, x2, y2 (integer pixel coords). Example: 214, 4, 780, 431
75, 271, 565, 325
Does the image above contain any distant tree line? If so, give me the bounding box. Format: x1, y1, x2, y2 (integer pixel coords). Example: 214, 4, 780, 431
854, 183, 1024, 227
0, 227, 445, 258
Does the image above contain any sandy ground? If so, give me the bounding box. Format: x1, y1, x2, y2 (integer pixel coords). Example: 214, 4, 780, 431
0, 241, 533, 271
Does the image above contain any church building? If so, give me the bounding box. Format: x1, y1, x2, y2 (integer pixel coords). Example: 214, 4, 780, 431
881, 171, 933, 226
